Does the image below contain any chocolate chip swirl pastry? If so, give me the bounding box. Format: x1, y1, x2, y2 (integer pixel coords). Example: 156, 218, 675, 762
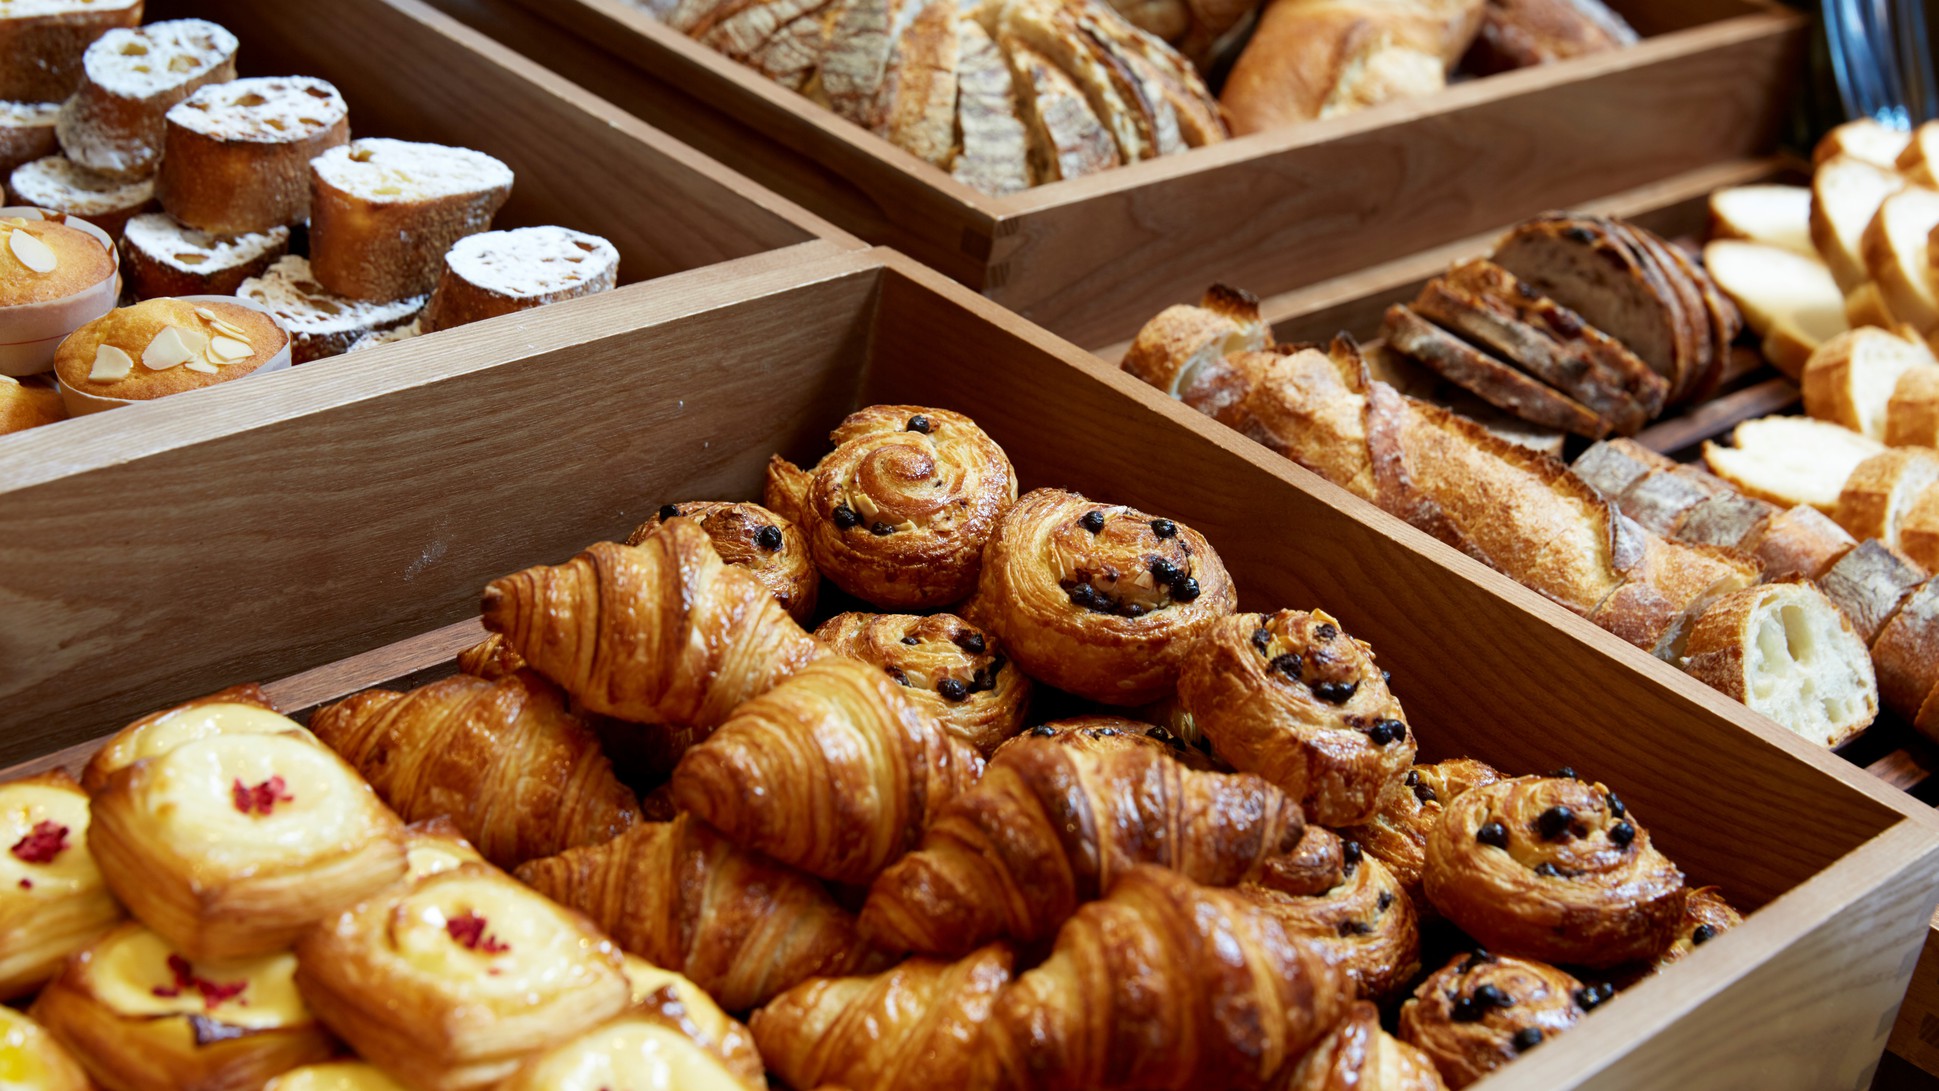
628, 499, 819, 623
1284, 1001, 1449, 1091
1424, 775, 1685, 967
1650, 885, 1741, 972
766, 405, 1017, 608
1241, 828, 1420, 1002
967, 488, 1237, 705
816, 611, 1031, 754
0, 770, 123, 1001
1179, 609, 1414, 825
1398, 950, 1584, 1089
1342, 758, 1503, 915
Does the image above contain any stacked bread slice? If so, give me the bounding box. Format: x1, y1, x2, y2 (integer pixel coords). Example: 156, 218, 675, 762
1122, 288, 1877, 746
1376, 213, 1729, 439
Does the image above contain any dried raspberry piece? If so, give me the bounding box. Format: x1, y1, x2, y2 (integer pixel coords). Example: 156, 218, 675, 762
9, 820, 68, 864
231, 775, 294, 816
446, 911, 510, 955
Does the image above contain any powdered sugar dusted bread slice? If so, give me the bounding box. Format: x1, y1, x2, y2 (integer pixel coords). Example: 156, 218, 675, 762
310, 139, 514, 302
0, 100, 58, 178
420, 226, 616, 332
0, 0, 142, 102
122, 211, 286, 298
1681, 582, 1877, 748
8, 152, 150, 236
157, 76, 349, 235
345, 317, 422, 354
55, 19, 236, 180
237, 255, 424, 363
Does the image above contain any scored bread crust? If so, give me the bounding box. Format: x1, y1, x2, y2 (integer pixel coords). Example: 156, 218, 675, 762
1680, 582, 1877, 748
874, 0, 960, 168
1614, 467, 1720, 537
157, 76, 350, 236
1590, 529, 1760, 657
1008, 41, 1119, 181
420, 227, 619, 333
309, 139, 515, 302
1887, 367, 1939, 447
55, 19, 238, 180
1571, 438, 1673, 501
1818, 538, 1926, 645
1380, 303, 1608, 438
952, 17, 1033, 196
121, 212, 287, 299
1120, 283, 1270, 396
1751, 505, 1855, 583
0, 0, 143, 103
1871, 578, 1939, 722
1674, 490, 1779, 553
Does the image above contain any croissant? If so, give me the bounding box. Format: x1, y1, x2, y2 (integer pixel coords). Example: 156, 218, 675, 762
1239, 828, 1420, 1003
497, 1014, 760, 1091
479, 518, 822, 727
816, 611, 1031, 754
670, 655, 986, 883
456, 631, 528, 681
0, 770, 124, 1001
1423, 774, 1685, 968
1650, 885, 1741, 972
976, 865, 1349, 1091
296, 862, 631, 1091
514, 813, 878, 1011
0, 995, 93, 1090
1342, 759, 1503, 914
765, 405, 1017, 608
966, 488, 1237, 705
860, 718, 1305, 955
1283, 1001, 1449, 1091
89, 731, 408, 961
267, 1063, 408, 1091
628, 499, 820, 622
81, 683, 317, 793
622, 954, 766, 1087
1178, 609, 1414, 825
750, 943, 1015, 1091
1397, 950, 1585, 1089
311, 672, 639, 870
32, 921, 335, 1091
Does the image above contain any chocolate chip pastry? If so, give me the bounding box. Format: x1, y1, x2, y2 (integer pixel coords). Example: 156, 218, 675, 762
1649, 885, 1742, 973
815, 611, 1031, 755
1178, 608, 1414, 825
965, 487, 1237, 705
1283, 1001, 1449, 1091
1342, 758, 1504, 917
1240, 828, 1421, 1003
1423, 774, 1686, 967
1398, 950, 1585, 1089
765, 405, 1017, 609
628, 499, 819, 623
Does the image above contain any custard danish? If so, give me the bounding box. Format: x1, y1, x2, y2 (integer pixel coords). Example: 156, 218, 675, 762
81, 683, 314, 793
766, 405, 1017, 608
627, 499, 819, 623
0, 770, 123, 1000
89, 732, 408, 960
621, 955, 765, 1087
1179, 609, 1414, 825
496, 1014, 758, 1091
966, 488, 1237, 705
0, 991, 92, 1090
816, 610, 1031, 754
1398, 950, 1585, 1089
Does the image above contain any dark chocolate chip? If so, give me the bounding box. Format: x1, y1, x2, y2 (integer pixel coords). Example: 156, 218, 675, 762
1028, 725, 1056, 738
1313, 680, 1358, 704
870, 521, 895, 536
1473, 984, 1510, 1010
901, 635, 919, 645
1536, 806, 1575, 841
1550, 766, 1578, 780
1270, 653, 1302, 679
937, 678, 968, 702
1315, 622, 1338, 641
1377, 891, 1394, 911
1251, 628, 1273, 655
755, 525, 784, 551
1171, 576, 1201, 602
1574, 985, 1610, 1012
906, 415, 932, 434
1405, 770, 1419, 786
1121, 603, 1147, 619
953, 630, 986, 655
1606, 793, 1625, 819
1460, 948, 1496, 974
1534, 862, 1562, 879
1368, 718, 1405, 745
1067, 583, 1099, 608
1477, 822, 1509, 849
1149, 557, 1181, 584
1607, 821, 1635, 847
1080, 510, 1106, 533
1691, 924, 1718, 946
1337, 919, 1374, 937
1342, 840, 1362, 875
657, 504, 681, 521
833, 504, 860, 530
1511, 1028, 1543, 1053
886, 666, 910, 686
1150, 518, 1177, 538
1414, 782, 1439, 805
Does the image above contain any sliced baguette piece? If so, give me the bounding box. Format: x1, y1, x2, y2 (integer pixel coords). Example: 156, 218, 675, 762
1121, 283, 1271, 397
1811, 154, 1906, 293
1898, 121, 1939, 187
1591, 528, 1760, 656
1845, 281, 1901, 331
1615, 466, 1722, 537
0, 100, 59, 179
1761, 319, 1819, 381
951, 16, 1032, 196
1681, 581, 1878, 748
1896, 484, 1939, 571
0, 0, 142, 103
1703, 415, 1886, 513
55, 19, 236, 180
236, 255, 426, 364
1814, 118, 1913, 170
1675, 490, 1779, 552
157, 76, 350, 236
122, 211, 288, 299
1381, 303, 1608, 438
1833, 447, 1939, 548
1751, 504, 1856, 582
1819, 537, 1927, 644
1701, 240, 1847, 353
1801, 326, 1939, 440
309, 139, 515, 302
1709, 184, 1814, 255
1862, 185, 1939, 333
1887, 366, 1939, 447
1008, 42, 1120, 182
419, 226, 619, 333
1873, 577, 1939, 720
1571, 438, 1674, 501
7, 152, 150, 236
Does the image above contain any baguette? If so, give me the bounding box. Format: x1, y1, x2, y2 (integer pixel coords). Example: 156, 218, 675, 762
1465, 0, 1636, 73
1861, 186, 1939, 334
1121, 284, 1271, 397
309, 139, 515, 302
419, 227, 618, 333
1707, 184, 1814, 256
1832, 448, 1939, 549
1381, 303, 1608, 438
1888, 366, 1939, 448
121, 212, 288, 299
1220, 346, 1380, 501
157, 76, 350, 235
1749, 505, 1855, 583
1801, 326, 1939, 441
1680, 582, 1877, 748
0, 0, 142, 103
55, 19, 236, 180
1810, 155, 1905, 294
1591, 530, 1760, 657
1673, 490, 1779, 553
1818, 538, 1926, 644
1760, 320, 1818, 381
1703, 416, 1885, 513
0, 100, 59, 179
1846, 282, 1900, 332
1898, 120, 1939, 187
1571, 438, 1673, 501
1813, 118, 1912, 170
7, 153, 150, 237
1871, 578, 1939, 721
1897, 485, 1939, 572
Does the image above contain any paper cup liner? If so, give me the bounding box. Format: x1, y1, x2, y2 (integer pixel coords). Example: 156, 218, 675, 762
0, 209, 121, 377
57, 294, 294, 417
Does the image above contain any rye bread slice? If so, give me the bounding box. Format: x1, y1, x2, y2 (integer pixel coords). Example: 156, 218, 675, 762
1413, 276, 1648, 433
1446, 259, 1670, 417
1381, 304, 1609, 438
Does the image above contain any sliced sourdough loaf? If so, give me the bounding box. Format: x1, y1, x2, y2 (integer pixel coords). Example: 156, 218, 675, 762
951, 18, 1031, 196
1811, 154, 1906, 294
55, 19, 236, 180
1819, 538, 1926, 644
1655, 235, 1739, 404
0, 100, 59, 179
1813, 118, 1912, 169
668, 0, 836, 90
1001, 0, 1177, 163
1802, 326, 1938, 441
0, 0, 142, 103
1681, 582, 1878, 748
1465, 0, 1635, 73
873, 0, 959, 168
7, 152, 150, 236
236, 255, 425, 364
1708, 184, 1813, 256
1380, 303, 1607, 438
1872, 577, 1939, 720
122, 212, 287, 298
420, 227, 618, 333
157, 76, 349, 235
1751, 505, 1856, 582
1833, 447, 1939, 549
1703, 415, 1885, 513
1121, 283, 1270, 396
309, 139, 514, 302
1607, 218, 1712, 404
1863, 185, 1939, 334
1007, 42, 1119, 181
1887, 366, 1939, 447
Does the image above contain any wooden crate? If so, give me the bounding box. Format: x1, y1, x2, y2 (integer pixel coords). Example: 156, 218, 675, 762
0, 0, 859, 741
429, 0, 1804, 349
2, 245, 1935, 1088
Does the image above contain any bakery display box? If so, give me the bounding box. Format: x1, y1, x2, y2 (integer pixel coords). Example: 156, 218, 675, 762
428, 0, 1803, 350
4, 243, 1938, 1088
